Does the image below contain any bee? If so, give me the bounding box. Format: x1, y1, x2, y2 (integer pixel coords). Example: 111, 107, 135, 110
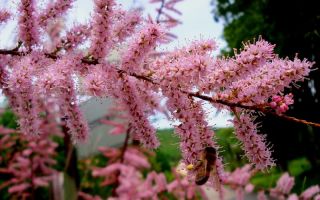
193, 146, 217, 185
191, 146, 221, 190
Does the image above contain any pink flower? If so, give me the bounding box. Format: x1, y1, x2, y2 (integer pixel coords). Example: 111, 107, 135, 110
270, 172, 295, 198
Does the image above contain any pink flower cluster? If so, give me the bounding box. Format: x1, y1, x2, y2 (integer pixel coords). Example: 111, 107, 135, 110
0, 126, 60, 199
38, 0, 74, 27
204, 39, 275, 93
121, 22, 163, 74
259, 172, 320, 200
222, 57, 312, 105
117, 76, 159, 148
58, 24, 91, 52
269, 93, 294, 114
224, 164, 255, 200
92, 147, 167, 199
270, 172, 295, 199
37, 57, 89, 142
110, 9, 141, 44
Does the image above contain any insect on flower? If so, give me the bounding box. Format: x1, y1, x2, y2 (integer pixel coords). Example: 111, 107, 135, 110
191, 146, 221, 188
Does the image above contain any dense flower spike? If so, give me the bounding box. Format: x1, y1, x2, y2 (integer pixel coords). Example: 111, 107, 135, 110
38, 0, 74, 27
164, 89, 210, 164
58, 24, 91, 52
151, 39, 216, 90
110, 9, 141, 44
233, 112, 274, 170
7, 57, 40, 135
222, 57, 313, 105
203, 38, 275, 93
89, 0, 115, 59
121, 22, 163, 74
18, 0, 39, 48
118, 76, 159, 148
83, 65, 109, 97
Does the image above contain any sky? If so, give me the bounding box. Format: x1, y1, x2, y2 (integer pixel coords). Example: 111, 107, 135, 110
0, 0, 232, 128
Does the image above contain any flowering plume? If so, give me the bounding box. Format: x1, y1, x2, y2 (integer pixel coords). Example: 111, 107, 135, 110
117, 76, 159, 149
233, 112, 274, 170
89, 0, 116, 59
38, 0, 74, 27
18, 0, 39, 48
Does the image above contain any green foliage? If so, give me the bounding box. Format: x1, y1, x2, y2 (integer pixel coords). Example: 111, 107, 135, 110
0, 108, 18, 129
288, 157, 312, 177
251, 168, 282, 190
78, 154, 113, 198
214, 127, 247, 170
147, 129, 181, 181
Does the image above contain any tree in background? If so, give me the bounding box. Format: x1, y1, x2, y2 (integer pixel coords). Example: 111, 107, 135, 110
211, 0, 320, 185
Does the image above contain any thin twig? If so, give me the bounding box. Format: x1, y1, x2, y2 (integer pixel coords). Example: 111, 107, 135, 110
64, 141, 74, 172
119, 126, 131, 163
112, 126, 131, 196
155, 0, 166, 23
30, 156, 35, 200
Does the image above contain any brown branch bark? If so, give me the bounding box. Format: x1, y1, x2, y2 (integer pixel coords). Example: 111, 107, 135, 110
112, 126, 131, 196
155, 0, 166, 23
